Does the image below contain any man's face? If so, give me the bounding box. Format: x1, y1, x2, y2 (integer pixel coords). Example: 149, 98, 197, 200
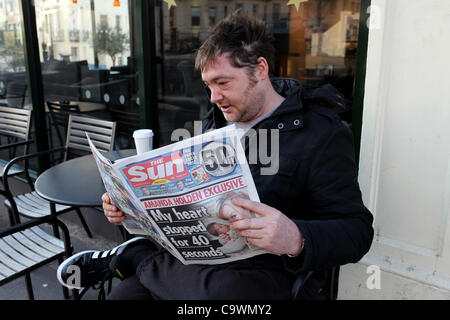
201, 53, 265, 124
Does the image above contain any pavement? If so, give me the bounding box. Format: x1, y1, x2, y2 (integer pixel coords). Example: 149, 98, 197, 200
0, 178, 123, 300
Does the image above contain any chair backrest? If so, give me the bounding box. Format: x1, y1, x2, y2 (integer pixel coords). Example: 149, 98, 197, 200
0, 106, 32, 141
65, 114, 116, 161
47, 101, 81, 147
109, 108, 140, 149
47, 101, 80, 127
109, 108, 140, 136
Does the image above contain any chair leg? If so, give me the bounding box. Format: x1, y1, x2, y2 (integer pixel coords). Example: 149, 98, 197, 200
7, 207, 21, 225
54, 255, 71, 300
49, 202, 60, 239
7, 208, 16, 226
25, 273, 35, 300
61, 285, 70, 299
75, 208, 93, 238
107, 278, 113, 294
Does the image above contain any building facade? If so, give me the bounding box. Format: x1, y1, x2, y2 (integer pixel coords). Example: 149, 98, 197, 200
339, 0, 450, 299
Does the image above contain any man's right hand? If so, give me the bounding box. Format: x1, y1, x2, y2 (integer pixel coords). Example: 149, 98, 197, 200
102, 193, 126, 225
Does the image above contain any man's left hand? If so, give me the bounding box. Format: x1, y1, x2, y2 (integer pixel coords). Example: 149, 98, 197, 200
230, 197, 303, 256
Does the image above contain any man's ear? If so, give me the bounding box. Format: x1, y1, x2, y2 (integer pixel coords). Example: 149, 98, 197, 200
256, 57, 270, 80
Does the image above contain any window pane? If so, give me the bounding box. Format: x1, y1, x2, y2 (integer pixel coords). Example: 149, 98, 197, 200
191, 7, 200, 26
0, 0, 35, 170
209, 7, 216, 27
35, 0, 139, 150
0, 0, 29, 108
156, 0, 361, 146
284, 0, 360, 123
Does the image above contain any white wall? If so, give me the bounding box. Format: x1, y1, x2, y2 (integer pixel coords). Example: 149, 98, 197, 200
339, 0, 450, 299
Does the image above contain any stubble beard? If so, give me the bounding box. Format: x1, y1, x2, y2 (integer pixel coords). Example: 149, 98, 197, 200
229, 80, 265, 124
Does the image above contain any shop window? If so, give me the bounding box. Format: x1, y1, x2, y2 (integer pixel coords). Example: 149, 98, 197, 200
116, 15, 121, 30
0, 0, 34, 168
100, 15, 108, 28
34, 0, 139, 150
209, 7, 217, 27
155, 0, 362, 146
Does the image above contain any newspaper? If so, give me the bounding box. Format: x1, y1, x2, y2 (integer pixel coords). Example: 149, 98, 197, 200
87, 125, 269, 265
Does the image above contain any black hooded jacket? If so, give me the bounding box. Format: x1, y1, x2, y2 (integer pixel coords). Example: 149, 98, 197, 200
201, 78, 374, 274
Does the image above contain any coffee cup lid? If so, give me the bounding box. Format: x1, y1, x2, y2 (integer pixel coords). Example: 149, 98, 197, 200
133, 129, 154, 138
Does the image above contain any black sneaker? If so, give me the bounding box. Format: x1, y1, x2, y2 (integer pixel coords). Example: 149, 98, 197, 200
57, 236, 148, 290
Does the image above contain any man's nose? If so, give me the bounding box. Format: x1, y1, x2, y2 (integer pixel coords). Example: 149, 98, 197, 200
210, 88, 223, 104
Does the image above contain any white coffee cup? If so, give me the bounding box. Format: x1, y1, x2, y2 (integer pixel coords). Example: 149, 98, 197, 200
133, 129, 154, 154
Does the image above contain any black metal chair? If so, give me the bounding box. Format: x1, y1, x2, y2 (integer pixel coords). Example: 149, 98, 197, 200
46, 101, 81, 149
109, 107, 140, 149
0, 189, 74, 300
0, 106, 34, 192
2, 115, 117, 238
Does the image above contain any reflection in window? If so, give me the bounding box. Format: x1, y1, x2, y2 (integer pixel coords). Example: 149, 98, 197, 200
0, 0, 29, 108
0, 0, 34, 170
0, 0, 25, 74
100, 15, 108, 28
287, 0, 361, 125
116, 15, 121, 30
273, 3, 280, 22
252, 4, 259, 16
35, 0, 138, 150
156, 0, 361, 146
191, 7, 201, 27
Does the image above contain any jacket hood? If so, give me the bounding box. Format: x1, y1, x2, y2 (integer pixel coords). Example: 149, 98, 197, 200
270, 77, 347, 113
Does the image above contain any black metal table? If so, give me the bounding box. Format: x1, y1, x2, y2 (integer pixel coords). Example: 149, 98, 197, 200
35, 149, 136, 207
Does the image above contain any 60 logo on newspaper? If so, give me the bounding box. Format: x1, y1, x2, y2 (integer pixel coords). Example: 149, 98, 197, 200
199, 141, 237, 177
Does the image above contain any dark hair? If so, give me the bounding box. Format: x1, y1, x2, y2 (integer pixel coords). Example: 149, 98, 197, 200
195, 9, 275, 77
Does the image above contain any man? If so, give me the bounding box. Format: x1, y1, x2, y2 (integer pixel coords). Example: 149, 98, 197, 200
176, 180, 185, 192
57, 10, 373, 299
141, 187, 152, 196
160, 184, 168, 194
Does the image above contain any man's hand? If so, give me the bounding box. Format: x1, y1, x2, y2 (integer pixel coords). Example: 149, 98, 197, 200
230, 197, 303, 256
102, 193, 126, 225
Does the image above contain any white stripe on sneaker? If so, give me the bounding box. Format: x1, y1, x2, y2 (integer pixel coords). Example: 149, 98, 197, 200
101, 250, 111, 258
